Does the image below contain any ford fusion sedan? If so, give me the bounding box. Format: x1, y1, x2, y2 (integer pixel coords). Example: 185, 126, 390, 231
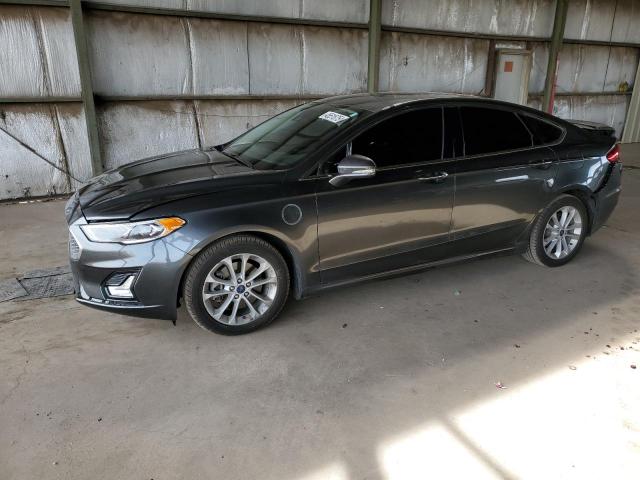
65, 93, 622, 334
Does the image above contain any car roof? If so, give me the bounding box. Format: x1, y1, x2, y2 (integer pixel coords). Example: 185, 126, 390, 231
311, 92, 553, 116
312, 92, 479, 112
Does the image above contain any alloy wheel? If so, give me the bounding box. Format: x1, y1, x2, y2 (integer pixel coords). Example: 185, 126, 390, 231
202, 253, 278, 325
543, 206, 583, 260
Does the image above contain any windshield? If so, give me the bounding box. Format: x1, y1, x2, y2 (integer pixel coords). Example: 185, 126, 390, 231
221, 102, 367, 170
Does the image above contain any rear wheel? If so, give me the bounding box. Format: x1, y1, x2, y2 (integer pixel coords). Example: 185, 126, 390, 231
523, 194, 588, 267
184, 235, 290, 335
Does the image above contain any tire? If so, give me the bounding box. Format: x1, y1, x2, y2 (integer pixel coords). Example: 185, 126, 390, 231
523, 194, 588, 267
183, 235, 290, 335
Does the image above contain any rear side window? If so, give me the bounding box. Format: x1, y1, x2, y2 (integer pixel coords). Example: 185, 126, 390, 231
519, 114, 563, 145
352, 108, 443, 168
460, 106, 532, 156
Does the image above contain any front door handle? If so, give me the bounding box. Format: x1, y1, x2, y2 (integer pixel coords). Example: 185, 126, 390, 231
418, 171, 449, 183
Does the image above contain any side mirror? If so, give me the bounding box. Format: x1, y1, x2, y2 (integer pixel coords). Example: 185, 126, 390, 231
329, 155, 376, 187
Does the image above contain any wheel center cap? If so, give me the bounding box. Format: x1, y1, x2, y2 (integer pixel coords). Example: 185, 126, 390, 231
236, 284, 246, 294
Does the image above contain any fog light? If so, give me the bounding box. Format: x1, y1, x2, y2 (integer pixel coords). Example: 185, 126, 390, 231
105, 275, 135, 299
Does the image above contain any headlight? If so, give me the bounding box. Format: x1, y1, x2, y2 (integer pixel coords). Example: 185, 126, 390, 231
80, 217, 185, 244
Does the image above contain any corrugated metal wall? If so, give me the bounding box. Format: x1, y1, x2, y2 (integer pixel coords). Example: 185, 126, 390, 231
99, 99, 301, 168
623, 60, 640, 142
0, 6, 85, 198
86, 12, 368, 98
384, 0, 639, 136
379, 33, 490, 93
381, 0, 557, 37
1, 0, 639, 200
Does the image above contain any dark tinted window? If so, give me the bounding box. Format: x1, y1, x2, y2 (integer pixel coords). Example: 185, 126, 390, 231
460, 107, 532, 156
519, 114, 563, 145
444, 107, 463, 159
352, 108, 442, 168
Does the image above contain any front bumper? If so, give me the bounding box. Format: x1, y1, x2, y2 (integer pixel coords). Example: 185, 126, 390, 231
68, 217, 192, 321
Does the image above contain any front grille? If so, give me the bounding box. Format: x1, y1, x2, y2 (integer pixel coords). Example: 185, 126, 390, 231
69, 233, 80, 260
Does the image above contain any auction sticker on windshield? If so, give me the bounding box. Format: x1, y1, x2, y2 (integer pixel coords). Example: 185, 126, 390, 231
318, 111, 351, 124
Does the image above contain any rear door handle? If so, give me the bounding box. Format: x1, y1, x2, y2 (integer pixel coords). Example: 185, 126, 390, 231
531, 160, 553, 170
418, 171, 449, 182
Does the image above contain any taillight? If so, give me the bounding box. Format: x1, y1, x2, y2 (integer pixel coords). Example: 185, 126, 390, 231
606, 144, 620, 163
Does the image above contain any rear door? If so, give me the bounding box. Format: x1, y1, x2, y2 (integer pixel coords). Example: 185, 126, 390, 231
450, 104, 559, 253
315, 107, 455, 284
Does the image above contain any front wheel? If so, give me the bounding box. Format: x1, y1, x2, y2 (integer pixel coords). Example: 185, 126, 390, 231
183, 235, 290, 335
523, 194, 588, 267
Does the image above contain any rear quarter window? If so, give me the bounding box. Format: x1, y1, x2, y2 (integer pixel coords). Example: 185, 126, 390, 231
519, 114, 563, 145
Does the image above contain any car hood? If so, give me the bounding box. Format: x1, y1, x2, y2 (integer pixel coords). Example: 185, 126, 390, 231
78, 148, 279, 221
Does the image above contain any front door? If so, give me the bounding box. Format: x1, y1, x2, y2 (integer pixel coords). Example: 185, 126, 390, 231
315, 107, 455, 285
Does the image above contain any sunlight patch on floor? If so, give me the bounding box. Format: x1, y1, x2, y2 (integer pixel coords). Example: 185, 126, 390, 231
295, 462, 349, 480
379, 421, 501, 479
377, 332, 640, 479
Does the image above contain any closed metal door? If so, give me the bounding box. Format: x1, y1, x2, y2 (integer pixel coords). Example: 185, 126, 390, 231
494, 50, 532, 105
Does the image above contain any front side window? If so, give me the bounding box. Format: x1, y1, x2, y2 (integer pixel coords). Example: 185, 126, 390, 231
221, 103, 368, 171
351, 108, 443, 169
460, 106, 532, 156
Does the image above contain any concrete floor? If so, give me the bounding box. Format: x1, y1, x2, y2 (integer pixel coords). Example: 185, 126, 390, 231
1, 151, 640, 480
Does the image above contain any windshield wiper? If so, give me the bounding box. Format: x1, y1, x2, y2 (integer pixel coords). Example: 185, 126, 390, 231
218, 149, 253, 169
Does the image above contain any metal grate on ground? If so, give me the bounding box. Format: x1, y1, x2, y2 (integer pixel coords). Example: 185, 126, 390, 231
0, 266, 75, 303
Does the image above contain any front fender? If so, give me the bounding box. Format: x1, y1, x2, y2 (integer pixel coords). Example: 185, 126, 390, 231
156, 194, 320, 299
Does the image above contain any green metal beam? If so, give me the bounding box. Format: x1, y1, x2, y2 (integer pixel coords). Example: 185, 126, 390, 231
542, 0, 569, 114
0, 97, 81, 103
383, 25, 548, 44
94, 94, 326, 102
380, 25, 638, 49
1, 91, 628, 106
367, 0, 382, 93
0, 0, 68, 6
69, 0, 102, 176
84, 1, 368, 30
529, 91, 632, 98
483, 40, 497, 97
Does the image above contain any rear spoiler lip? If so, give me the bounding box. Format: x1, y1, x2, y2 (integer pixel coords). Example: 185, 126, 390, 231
568, 119, 616, 137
